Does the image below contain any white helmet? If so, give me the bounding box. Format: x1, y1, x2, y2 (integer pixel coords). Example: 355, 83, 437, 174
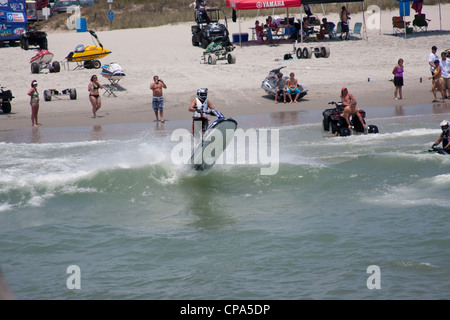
440, 120, 449, 133
197, 88, 208, 102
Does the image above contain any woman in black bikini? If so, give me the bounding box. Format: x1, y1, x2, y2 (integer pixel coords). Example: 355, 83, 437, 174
88, 75, 103, 118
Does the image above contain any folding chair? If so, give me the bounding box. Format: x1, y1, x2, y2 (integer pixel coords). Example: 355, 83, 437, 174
413, 14, 430, 32
350, 22, 362, 38
330, 22, 341, 39
392, 16, 410, 34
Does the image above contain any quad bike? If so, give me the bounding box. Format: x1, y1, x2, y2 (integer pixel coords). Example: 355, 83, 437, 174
261, 66, 308, 101
20, 25, 48, 50
201, 41, 236, 65
43, 88, 77, 101
0, 85, 14, 114
322, 101, 379, 136
30, 49, 61, 74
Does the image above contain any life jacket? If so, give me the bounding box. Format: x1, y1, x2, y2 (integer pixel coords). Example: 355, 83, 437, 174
193, 98, 209, 118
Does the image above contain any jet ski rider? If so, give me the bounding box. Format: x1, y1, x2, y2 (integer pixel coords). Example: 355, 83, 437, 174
431, 120, 450, 151
188, 88, 224, 134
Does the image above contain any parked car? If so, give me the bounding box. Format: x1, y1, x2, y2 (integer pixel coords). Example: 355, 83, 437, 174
78, 0, 94, 6
52, 0, 81, 14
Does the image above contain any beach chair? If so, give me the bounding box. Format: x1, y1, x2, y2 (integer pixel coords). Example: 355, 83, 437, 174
392, 16, 410, 34
350, 22, 362, 38
413, 14, 430, 32
330, 22, 341, 38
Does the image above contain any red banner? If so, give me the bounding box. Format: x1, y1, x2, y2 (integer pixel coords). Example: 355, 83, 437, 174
226, 0, 302, 10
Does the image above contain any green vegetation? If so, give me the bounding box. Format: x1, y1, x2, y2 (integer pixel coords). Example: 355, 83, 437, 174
39, 0, 449, 32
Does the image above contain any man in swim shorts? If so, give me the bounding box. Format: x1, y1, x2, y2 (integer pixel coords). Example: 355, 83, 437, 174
286, 72, 301, 103
150, 75, 167, 122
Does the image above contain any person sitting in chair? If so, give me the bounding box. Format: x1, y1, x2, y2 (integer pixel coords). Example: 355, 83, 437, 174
255, 20, 267, 44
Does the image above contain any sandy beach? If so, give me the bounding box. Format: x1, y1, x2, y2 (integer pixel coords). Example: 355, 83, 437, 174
1, 4, 449, 132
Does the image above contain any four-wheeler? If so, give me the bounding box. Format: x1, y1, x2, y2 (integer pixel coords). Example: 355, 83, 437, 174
261, 66, 308, 102
43, 88, 77, 101
201, 41, 236, 65
0, 85, 14, 114
191, 8, 231, 49
20, 25, 48, 50
30, 49, 61, 74
322, 101, 379, 136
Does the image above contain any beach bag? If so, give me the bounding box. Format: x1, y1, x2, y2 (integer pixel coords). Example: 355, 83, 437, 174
284, 53, 293, 60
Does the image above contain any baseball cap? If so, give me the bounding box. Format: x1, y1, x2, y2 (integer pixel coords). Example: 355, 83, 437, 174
341, 87, 347, 91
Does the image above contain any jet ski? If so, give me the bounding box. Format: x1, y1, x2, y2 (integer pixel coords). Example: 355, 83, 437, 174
101, 62, 125, 80
66, 30, 111, 69
261, 66, 308, 102
428, 146, 450, 155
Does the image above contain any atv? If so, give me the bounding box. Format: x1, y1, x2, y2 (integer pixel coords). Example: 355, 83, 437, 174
0, 85, 14, 114
191, 8, 231, 49
20, 24, 48, 50
323, 101, 379, 136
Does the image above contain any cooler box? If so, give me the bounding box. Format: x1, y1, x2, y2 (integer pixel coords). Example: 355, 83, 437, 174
76, 18, 87, 32
232, 33, 248, 43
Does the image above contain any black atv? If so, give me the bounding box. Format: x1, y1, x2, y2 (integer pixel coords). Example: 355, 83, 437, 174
322, 101, 379, 136
191, 8, 231, 49
0, 85, 14, 114
20, 24, 48, 50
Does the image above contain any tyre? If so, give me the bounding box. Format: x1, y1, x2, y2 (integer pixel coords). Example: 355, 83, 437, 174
321, 46, 330, 58
227, 53, 236, 64
296, 47, 303, 59
92, 60, 101, 69
21, 37, 29, 50
208, 54, 217, 65
84, 60, 93, 69
52, 61, 61, 73
323, 117, 330, 131
40, 37, 48, 50
44, 90, 52, 101
1, 102, 11, 114
192, 35, 199, 46
340, 127, 351, 136
69, 88, 77, 100
314, 47, 321, 58
303, 47, 312, 59
368, 125, 379, 134
201, 38, 209, 49
31, 62, 40, 74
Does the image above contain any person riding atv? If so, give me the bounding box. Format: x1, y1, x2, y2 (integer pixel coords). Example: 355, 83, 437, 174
334, 101, 366, 136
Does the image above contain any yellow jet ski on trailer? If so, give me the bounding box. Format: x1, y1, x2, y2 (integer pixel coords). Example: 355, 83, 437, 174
66, 30, 111, 69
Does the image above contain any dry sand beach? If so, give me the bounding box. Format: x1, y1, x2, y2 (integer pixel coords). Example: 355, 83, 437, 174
1, 4, 449, 131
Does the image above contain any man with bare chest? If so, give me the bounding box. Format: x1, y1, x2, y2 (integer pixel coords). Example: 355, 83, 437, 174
150, 75, 167, 122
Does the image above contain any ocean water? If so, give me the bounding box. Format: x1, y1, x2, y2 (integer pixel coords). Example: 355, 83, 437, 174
1, 104, 450, 300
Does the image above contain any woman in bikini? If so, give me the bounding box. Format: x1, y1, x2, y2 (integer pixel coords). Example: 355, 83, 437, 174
429, 60, 446, 103
88, 75, 103, 118
27, 80, 40, 127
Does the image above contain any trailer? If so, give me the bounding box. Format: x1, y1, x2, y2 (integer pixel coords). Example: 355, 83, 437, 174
201, 41, 236, 65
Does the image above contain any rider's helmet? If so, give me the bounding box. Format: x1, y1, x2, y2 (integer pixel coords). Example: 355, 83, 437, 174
440, 120, 449, 133
197, 88, 208, 102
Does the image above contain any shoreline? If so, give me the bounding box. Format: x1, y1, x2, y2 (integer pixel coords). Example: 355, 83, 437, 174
1, 4, 449, 135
